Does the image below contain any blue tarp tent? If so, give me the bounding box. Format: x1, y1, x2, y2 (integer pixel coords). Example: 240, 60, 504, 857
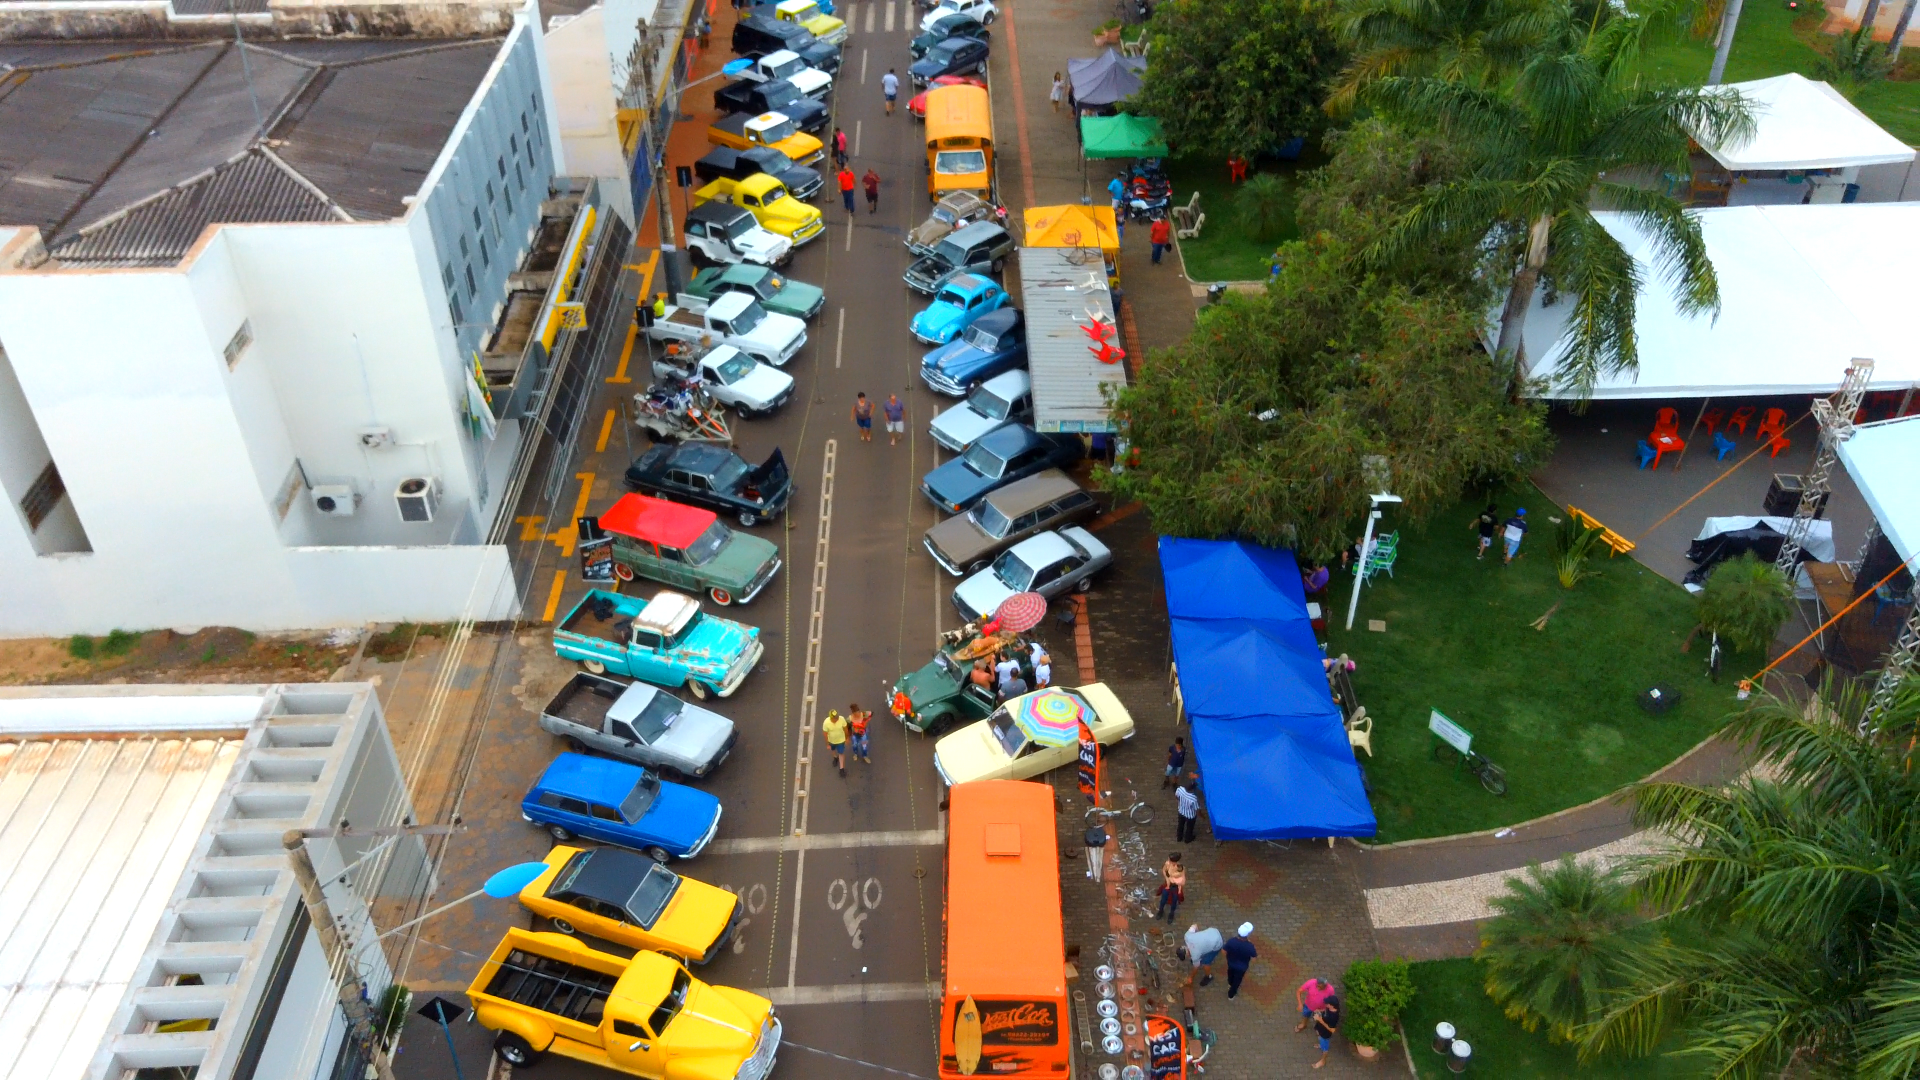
1160, 538, 1377, 839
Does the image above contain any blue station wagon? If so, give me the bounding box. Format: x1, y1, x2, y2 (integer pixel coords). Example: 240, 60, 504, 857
552, 589, 764, 700
921, 423, 1086, 513
522, 752, 723, 862
909, 273, 1008, 346
920, 307, 1026, 396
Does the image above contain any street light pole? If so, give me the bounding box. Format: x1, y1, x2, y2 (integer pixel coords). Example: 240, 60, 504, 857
1343, 493, 1402, 632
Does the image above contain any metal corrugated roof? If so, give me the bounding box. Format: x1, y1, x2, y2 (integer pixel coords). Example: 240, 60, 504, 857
1016, 246, 1127, 434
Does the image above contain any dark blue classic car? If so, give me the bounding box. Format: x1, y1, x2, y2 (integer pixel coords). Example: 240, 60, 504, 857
920, 308, 1026, 396
921, 423, 1085, 513
625, 443, 793, 528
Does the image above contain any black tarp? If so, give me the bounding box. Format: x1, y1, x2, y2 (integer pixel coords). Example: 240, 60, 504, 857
1684, 522, 1792, 587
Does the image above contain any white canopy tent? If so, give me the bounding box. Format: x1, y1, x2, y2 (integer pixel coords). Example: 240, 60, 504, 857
1699, 73, 1916, 172
1838, 414, 1920, 564
1521, 204, 1920, 399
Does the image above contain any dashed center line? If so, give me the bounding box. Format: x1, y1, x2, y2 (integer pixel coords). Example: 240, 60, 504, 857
834, 307, 846, 369
785, 440, 837, 987
854, 118, 862, 157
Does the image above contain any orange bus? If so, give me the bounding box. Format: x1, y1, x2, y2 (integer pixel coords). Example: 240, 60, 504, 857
924, 83, 994, 202
940, 780, 1068, 1078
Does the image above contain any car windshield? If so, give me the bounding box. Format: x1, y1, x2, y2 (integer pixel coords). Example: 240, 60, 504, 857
718, 214, 754, 240
762, 272, 785, 296
624, 863, 682, 928
962, 441, 1008, 479
730, 303, 765, 334
966, 384, 1014, 420
764, 82, 799, 106
936, 150, 987, 175
935, 286, 968, 307
962, 323, 999, 350
758, 117, 798, 142
933, 652, 962, 680
631, 690, 683, 742
968, 499, 1011, 538
618, 772, 660, 822
712, 455, 751, 492
991, 547, 1038, 591
768, 56, 805, 79
987, 710, 1026, 757
928, 42, 960, 61
684, 521, 730, 565
648, 967, 693, 1036
714, 353, 757, 384
932, 238, 970, 268
932, 206, 957, 225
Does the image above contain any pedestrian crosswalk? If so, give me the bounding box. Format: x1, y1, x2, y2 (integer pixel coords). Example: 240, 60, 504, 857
839, 1, 915, 34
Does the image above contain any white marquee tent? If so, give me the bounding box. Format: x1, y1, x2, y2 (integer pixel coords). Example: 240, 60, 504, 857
1838, 414, 1920, 565
1699, 73, 1916, 172
1521, 204, 1920, 399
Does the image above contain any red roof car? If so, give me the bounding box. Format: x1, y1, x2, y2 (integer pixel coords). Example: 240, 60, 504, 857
594, 493, 782, 606
909, 74, 987, 119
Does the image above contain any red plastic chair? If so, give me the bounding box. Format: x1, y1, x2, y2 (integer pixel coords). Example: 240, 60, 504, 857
1652, 407, 1680, 437
1726, 405, 1755, 435
1700, 407, 1725, 436
1650, 433, 1685, 469
1754, 407, 1787, 443
1766, 433, 1791, 458
1227, 156, 1249, 184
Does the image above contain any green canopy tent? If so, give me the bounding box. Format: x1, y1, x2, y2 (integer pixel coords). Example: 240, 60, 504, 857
1080, 113, 1168, 159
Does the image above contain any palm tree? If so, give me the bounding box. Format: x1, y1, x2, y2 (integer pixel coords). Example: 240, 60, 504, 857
1477, 855, 1640, 1041
1582, 679, 1920, 1075
1326, 0, 1554, 116
1694, 552, 1794, 653
1366, 8, 1753, 396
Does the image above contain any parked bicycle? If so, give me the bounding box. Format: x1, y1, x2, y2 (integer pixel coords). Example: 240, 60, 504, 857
1086, 787, 1155, 826
1433, 742, 1508, 795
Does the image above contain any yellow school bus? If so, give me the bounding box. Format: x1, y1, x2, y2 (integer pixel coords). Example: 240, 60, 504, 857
924, 84, 993, 202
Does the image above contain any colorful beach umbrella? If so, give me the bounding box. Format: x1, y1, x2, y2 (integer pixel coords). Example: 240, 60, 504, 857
1012, 689, 1087, 747
994, 591, 1049, 633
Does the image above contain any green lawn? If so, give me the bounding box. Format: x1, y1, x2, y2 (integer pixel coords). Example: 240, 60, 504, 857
1163, 146, 1329, 282
1630, 0, 1920, 142
1324, 483, 1757, 843
1403, 958, 1706, 1079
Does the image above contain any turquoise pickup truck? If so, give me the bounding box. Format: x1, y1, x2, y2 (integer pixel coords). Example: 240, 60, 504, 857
553, 590, 764, 700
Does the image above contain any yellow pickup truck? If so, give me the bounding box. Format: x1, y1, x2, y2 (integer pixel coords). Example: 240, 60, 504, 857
694, 173, 824, 246
774, 0, 847, 44
470, 928, 781, 1077
709, 111, 824, 167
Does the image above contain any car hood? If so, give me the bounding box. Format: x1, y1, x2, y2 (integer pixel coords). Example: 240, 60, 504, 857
929, 401, 1002, 449
773, 279, 824, 313
909, 55, 952, 79
736, 448, 792, 508
712, 531, 781, 586
760, 197, 822, 228
734, 229, 793, 263
911, 302, 966, 342
925, 511, 999, 567
777, 164, 823, 195
952, 564, 1017, 622
923, 457, 994, 510
739, 312, 806, 351
904, 252, 959, 288
731, 363, 795, 407
933, 718, 1011, 784
895, 656, 961, 712
638, 781, 723, 849
923, 337, 987, 374
655, 878, 740, 957
651, 704, 737, 769
787, 68, 833, 96
660, 980, 770, 1058
674, 616, 758, 676
909, 215, 960, 249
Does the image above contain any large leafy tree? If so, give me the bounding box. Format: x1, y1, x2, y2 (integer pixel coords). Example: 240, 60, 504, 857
1101, 121, 1550, 559
1584, 679, 1920, 1076
1326, 0, 1553, 116
1134, 0, 1344, 158
1366, 8, 1753, 396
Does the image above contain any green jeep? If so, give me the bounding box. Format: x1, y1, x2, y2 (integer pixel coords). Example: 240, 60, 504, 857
890, 632, 1033, 734
686, 264, 826, 321
601, 492, 782, 607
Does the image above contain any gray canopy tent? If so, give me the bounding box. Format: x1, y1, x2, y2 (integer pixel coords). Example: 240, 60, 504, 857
1066, 48, 1145, 109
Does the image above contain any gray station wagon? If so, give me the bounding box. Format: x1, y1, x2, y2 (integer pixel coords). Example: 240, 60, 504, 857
922, 468, 1097, 575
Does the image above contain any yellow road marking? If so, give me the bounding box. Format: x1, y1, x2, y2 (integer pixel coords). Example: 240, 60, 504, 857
514, 515, 546, 542
595, 408, 617, 452
547, 471, 596, 555
608, 324, 637, 384
541, 569, 568, 623
609, 250, 659, 384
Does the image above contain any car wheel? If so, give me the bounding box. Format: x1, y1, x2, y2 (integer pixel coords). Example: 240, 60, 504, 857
613, 562, 636, 583
709, 586, 735, 606
991, 256, 1006, 274
658, 765, 686, 782
645, 845, 673, 864
548, 824, 573, 842
738, 511, 761, 528
686, 678, 712, 701
494, 1034, 541, 1067
967, 559, 989, 574
551, 917, 577, 935
582, 659, 607, 675
1076, 576, 1094, 593
974, 61, 986, 74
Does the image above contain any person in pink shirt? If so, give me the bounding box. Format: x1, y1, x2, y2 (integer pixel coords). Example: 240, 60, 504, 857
1295, 977, 1335, 1030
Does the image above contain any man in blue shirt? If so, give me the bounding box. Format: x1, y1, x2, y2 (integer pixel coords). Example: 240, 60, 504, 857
1224, 922, 1258, 1000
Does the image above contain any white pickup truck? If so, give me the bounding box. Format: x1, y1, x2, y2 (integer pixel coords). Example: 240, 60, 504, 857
646, 292, 808, 368
653, 345, 796, 417
740, 49, 833, 100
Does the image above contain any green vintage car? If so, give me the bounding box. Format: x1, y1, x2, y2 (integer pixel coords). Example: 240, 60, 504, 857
890, 632, 1031, 734
599, 493, 781, 607
686, 264, 826, 321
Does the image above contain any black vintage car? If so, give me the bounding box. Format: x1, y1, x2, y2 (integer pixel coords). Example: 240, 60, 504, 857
908, 36, 988, 86
713, 78, 829, 134
909, 13, 987, 58
731, 15, 842, 72
625, 444, 794, 528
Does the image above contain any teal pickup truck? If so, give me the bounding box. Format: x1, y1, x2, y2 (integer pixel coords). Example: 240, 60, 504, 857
553, 590, 764, 700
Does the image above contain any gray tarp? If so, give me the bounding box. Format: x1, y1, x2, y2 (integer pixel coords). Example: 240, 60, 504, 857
1066, 48, 1145, 107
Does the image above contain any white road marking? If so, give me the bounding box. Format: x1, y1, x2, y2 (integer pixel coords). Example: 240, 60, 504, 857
865, 2, 875, 32
845, 1, 857, 29
884, 0, 895, 32
834, 307, 845, 369
758, 982, 940, 1006
854, 118, 862, 157
860, 46, 869, 83
786, 439, 837, 987
845, 211, 855, 251
710, 827, 944, 854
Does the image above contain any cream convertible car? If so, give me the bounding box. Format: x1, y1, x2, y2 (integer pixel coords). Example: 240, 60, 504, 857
931, 683, 1134, 785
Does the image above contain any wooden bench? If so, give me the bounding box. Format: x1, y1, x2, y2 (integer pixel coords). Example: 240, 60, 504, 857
1565, 505, 1635, 557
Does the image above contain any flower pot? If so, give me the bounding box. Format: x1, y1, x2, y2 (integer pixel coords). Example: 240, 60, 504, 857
1355, 1044, 1380, 1061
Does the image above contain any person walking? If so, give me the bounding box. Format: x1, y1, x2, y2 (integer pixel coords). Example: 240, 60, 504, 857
851, 392, 874, 441
1162, 736, 1185, 788
1473, 502, 1499, 560
846, 702, 872, 764
1310, 994, 1340, 1069
833, 127, 848, 167
1050, 72, 1065, 112
1501, 507, 1529, 565
1107, 174, 1125, 216
882, 68, 899, 114
838, 166, 857, 214
883, 393, 904, 443
1149, 214, 1171, 265
1174, 775, 1199, 843
1295, 978, 1335, 1031
1184, 924, 1224, 987
1156, 851, 1186, 923
1083, 823, 1109, 881
822, 709, 849, 776
1224, 923, 1258, 1000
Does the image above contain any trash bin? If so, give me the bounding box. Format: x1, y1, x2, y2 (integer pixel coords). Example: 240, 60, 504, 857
1205, 283, 1227, 305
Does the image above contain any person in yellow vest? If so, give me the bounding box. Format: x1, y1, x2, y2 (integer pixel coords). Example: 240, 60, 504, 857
822, 709, 849, 776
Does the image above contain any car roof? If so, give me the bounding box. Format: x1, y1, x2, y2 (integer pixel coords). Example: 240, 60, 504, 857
947, 219, 1007, 245
977, 423, 1039, 453
1007, 529, 1077, 567
979, 369, 1030, 397
748, 111, 792, 128
688, 201, 752, 225
637, 591, 703, 635
762, 49, 801, 64
669, 443, 737, 471
537, 751, 643, 797
554, 846, 663, 906
708, 291, 754, 316
967, 307, 1021, 335
942, 274, 987, 293
599, 492, 717, 548
980, 468, 1081, 516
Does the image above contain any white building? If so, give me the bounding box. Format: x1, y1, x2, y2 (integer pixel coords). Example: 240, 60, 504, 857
0, 6, 636, 635
0, 682, 428, 1080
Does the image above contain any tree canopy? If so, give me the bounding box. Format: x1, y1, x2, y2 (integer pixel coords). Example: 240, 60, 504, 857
1134, 0, 1344, 159
1101, 122, 1550, 560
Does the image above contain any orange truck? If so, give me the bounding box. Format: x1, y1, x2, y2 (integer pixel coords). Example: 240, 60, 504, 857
940, 779, 1069, 1077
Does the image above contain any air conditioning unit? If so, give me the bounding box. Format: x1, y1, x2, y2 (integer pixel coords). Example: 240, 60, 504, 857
310, 484, 358, 516
395, 477, 439, 523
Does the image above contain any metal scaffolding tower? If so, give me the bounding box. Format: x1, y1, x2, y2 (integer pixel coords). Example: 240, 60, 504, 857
1775, 359, 1873, 575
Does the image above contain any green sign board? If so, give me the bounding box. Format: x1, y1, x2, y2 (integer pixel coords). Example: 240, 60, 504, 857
1428, 709, 1472, 755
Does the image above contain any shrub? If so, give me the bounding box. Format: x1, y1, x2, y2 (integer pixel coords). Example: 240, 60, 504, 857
1343, 958, 1416, 1048
100, 629, 140, 658
1696, 552, 1793, 653
1234, 173, 1293, 242
1816, 26, 1893, 98
68, 634, 95, 660
1477, 856, 1638, 1041
1552, 519, 1604, 590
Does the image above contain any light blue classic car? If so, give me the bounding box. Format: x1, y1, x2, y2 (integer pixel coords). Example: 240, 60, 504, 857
909, 273, 1009, 346
552, 589, 764, 700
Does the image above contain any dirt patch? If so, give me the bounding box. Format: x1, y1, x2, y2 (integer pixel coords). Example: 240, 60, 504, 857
364, 623, 455, 663
0, 627, 361, 686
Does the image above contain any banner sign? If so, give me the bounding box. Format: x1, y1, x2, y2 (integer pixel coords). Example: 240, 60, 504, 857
1145, 1014, 1185, 1078
1428, 709, 1472, 755
578, 516, 615, 582
1076, 721, 1099, 803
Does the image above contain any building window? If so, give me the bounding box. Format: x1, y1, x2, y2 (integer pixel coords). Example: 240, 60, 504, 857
465, 265, 477, 299
449, 293, 463, 329
478, 235, 489, 269
441, 263, 456, 292
459, 236, 469, 259
503, 185, 514, 217
471, 207, 483, 232
497, 155, 507, 179
521, 111, 529, 133
510, 133, 520, 156
20, 460, 65, 531
485, 181, 495, 205
515, 162, 525, 191
222, 320, 252, 369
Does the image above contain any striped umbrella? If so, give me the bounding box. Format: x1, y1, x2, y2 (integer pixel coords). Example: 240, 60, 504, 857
1011, 689, 1087, 747
994, 591, 1049, 633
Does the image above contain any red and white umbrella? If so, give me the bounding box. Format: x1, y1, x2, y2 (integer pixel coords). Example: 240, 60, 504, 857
994, 592, 1049, 633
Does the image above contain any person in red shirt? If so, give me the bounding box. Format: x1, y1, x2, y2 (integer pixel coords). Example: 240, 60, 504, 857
863, 168, 881, 214
838, 167, 856, 214
1149, 214, 1171, 265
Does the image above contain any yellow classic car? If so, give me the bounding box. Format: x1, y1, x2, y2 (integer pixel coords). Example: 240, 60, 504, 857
775, 0, 847, 44
693, 172, 824, 245
931, 683, 1134, 785
519, 845, 742, 963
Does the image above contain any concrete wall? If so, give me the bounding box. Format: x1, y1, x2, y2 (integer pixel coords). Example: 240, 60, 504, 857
0, 0, 522, 41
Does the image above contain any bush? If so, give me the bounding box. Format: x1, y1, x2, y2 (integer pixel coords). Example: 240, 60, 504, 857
68, 634, 94, 660
1695, 552, 1793, 653
1234, 173, 1293, 241
1343, 958, 1416, 1048
1477, 856, 1638, 1042
100, 629, 140, 658
1552, 520, 1604, 590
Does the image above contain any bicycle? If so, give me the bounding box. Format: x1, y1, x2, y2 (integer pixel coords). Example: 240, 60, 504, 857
1087, 788, 1155, 826
1432, 742, 1508, 795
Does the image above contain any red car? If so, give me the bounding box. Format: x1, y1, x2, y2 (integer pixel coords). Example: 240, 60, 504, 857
909, 74, 987, 119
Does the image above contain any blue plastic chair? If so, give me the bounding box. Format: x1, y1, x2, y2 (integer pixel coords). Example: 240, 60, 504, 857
1713, 431, 1736, 461
1635, 440, 1657, 469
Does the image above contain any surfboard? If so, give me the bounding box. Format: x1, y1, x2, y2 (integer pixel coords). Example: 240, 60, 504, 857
954, 994, 982, 1075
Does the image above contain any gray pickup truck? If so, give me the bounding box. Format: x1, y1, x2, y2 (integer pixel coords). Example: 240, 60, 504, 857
539, 673, 738, 779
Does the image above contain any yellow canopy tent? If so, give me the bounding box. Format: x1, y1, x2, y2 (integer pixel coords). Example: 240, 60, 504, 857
1023, 204, 1120, 259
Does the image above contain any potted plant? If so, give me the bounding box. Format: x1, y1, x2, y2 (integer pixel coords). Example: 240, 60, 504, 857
1341, 959, 1415, 1059
1093, 18, 1121, 44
